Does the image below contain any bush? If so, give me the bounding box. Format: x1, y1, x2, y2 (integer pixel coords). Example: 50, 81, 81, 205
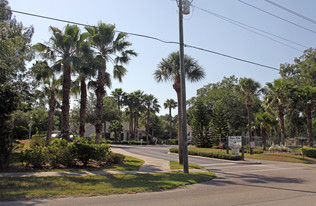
73, 143, 95, 166
20, 146, 48, 168
46, 140, 76, 168
166, 139, 178, 145
94, 144, 111, 162
244, 146, 264, 154
301, 146, 316, 158
106, 152, 125, 164
30, 135, 46, 147
169, 147, 242, 160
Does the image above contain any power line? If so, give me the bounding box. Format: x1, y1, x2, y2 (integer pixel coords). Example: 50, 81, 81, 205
238, 0, 316, 35
9, 8, 280, 72
191, 4, 307, 52
264, 0, 316, 25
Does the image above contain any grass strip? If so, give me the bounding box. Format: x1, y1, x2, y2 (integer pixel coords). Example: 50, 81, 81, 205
0, 172, 216, 201
245, 153, 316, 164
169, 161, 203, 169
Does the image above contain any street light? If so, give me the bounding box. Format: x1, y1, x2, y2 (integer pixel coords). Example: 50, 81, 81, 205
177, 0, 190, 174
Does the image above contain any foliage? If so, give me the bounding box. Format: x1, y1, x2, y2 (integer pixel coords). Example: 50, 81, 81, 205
30, 135, 46, 147
105, 152, 125, 164
169, 147, 242, 160
20, 146, 48, 168
244, 146, 264, 154
0, 0, 34, 169
301, 146, 316, 158
191, 99, 212, 148
166, 139, 178, 145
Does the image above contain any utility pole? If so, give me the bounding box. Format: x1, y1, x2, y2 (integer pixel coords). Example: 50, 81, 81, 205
178, 0, 189, 174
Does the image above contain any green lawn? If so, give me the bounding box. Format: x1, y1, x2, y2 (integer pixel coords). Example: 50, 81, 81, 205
245, 153, 316, 164
174, 146, 316, 164
0, 172, 216, 201
169, 161, 204, 169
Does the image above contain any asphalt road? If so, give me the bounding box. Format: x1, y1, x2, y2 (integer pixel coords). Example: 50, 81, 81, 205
2, 145, 316, 206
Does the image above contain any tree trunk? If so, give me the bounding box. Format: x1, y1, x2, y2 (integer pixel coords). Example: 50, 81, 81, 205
173, 77, 183, 164
95, 68, 106, 144
278, 103, 285, 145
134, 111, 138, 140
246, 95, 252, 154
169, 106, 172, 139
129, 108, 133, 141
61, 64, 71, 141
46, 95, 56, 146
79, 78, 87, 138
103, 121, 107, 140
306, 101, 313, 147
146, 107, 150, 144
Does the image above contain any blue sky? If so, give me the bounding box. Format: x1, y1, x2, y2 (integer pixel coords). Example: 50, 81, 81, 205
9, 0, 316, 115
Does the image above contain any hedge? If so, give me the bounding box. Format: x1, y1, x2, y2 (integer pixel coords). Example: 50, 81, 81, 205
169, 147, 242, 160
301, 146, 316, 158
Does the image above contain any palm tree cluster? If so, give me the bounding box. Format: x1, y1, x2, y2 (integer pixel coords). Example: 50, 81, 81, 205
32, 22, 137, 144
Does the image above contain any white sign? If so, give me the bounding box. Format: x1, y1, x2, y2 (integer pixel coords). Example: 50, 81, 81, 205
231, 147, 240, 155
250, 141, 255, 149
228, 136, 242, 147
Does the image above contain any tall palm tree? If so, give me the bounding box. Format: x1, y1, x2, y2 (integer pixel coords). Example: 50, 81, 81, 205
85, 22, 137, 144
111, 88, 126, 141
72, 43, 96, 138
265, 79, 291, 146
123, 92, 137, 141
154, 51, 205, 163
235, 77, 260, 154
164, 99, 177, 139
133, 90, 145, 139
31, 61, 61, 145
144, 94, 160, 144
298, 86, 316, 147
34, 25, 86, 141
255, 111, 278, 150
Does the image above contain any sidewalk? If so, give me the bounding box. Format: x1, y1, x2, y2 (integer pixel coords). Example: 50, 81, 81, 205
0, 147, 205, 178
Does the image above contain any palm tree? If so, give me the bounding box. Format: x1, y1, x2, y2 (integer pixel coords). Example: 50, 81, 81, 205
112, 88, 126, 111
34, 25, 86, 141
85, 22, 137, 144
235, 77, 261, 154
164, 99, 177, 139
265, 79, 291, 146
144, 94, 160, 144
255, 111, 278, 150
154, 51, 205, 163
72, 43, 96, 138
134, 91, 145, 140
31, 61, 61, 145
298, 86, 316, 147
123, 92, 137, 141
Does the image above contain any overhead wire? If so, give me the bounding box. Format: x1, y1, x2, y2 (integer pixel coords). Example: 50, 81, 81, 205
238, 0, 316, 35
8, 8, 281, 72
264, 0, 316, 25
191, 4, 307, 52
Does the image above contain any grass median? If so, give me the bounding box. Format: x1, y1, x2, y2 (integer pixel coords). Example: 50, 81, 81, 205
0, 172, 216, 201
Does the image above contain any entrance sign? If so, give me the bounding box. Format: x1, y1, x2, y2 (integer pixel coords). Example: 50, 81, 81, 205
228, 136, 242, 147
231, 147, 240, 155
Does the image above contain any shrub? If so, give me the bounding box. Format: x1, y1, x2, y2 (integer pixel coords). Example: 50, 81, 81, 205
169, 147, 242, 160
94, 144, 111, 162
30, 135, 45, 147
73, 143, 95, 166
301, 146, 316, 158
13, 126, 29, 139
20, 146, 48, 168
244, 146, 264, 154
106, 152, 125, 164
166, 139, 178, 145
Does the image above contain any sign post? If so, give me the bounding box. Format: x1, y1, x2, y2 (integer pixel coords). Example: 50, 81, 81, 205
228, 136, 242, 157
